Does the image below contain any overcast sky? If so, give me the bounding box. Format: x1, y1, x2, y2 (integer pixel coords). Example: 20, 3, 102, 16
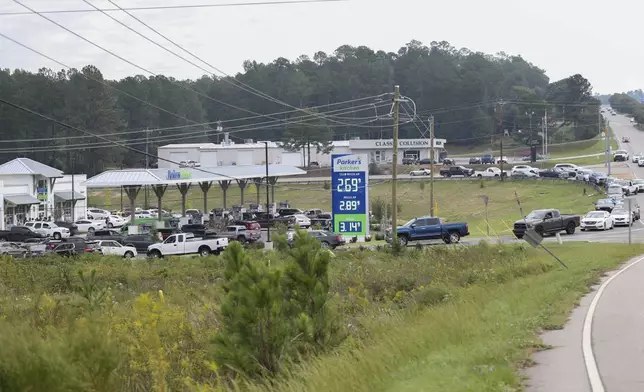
0, 0, 640, 95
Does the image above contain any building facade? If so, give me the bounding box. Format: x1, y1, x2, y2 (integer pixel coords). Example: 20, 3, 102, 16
0, 158, 86, 229
158, 138, 447, 169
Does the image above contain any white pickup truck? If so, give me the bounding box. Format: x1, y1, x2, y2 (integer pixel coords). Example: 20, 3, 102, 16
473, 167, 506, 178
146, 233, 228, 258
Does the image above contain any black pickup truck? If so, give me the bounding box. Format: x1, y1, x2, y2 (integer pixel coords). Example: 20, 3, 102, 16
439, 166, 474, 177
0, 226, 45, 242
512, 209, 581, 238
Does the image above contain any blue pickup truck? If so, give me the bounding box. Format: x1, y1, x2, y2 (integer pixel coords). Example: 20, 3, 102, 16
386, 216, 470, 245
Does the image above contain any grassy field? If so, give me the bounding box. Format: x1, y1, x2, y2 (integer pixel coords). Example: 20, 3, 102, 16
1, 240, 642, 391
89, 180, 601, 236
251, 243, 644, 392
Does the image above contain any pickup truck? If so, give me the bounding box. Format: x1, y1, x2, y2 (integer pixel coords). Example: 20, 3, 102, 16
386, 216, 470, 245
0, 226, 45, 242
439, 166, 474, 177
512, 209, 580, 238
474, 167, 506, 178
254, 213, 294, 228
146, 233, 228, 258
220, 225, 262, 243
24, 221, 70, 239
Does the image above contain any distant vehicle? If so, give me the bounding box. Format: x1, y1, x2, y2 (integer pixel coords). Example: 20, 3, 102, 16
633, 153, 643, 163
0, 226, 45, 242
511, 165, 536, 175
632, 179, 644, 192
88, 229, 124, 242
589, 172, 609, 186
0, 242, 29, 258
474, 167, 506, 178
538, 169, 566, 179
496, 156, 509, 164
277, 208, 304, 217
613, 150, 629, 161
607, 184, 625, 199
304, 209, 323, 217
288, 230, 345, 249
310, 213, 332, 230
74, 219, 105, 234
86, 208, 110, 220
441, 158, 455, 165
180, 224, 214, 237
220, 225, 261, 243
469, 157, 481, 164
417, 158, 436, 165
481, 154, 495, 164
595, 198, 618, 213
292, 214, 311, 228
54, 221, 79, 236
96, 240, 137, 258
386, 216, 470, 245
512, 209, 580, 238
24, 221, 70, 240
622, 136, 630, 143
106, 215, 126, 228
511, 169, 538, 178
553, 163, 578, 170
402, 157, 417, 165
611, 208, 634, 227
581, 211, 614, 231
146, 233, 228, 258
409, 168, 431, 176
614, 179, 638, 195
575, 169, 594, 182
439, 166, 474, 177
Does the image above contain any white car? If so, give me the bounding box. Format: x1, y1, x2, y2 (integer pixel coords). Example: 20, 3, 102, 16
611, 208, 634, 226
86, 208, 110, 220
292, 214, 311, 228
474, 167, 505, 177
135, 211, 153, 219
409, 168, 431, 176
613, 150, 629, 161
614, 179, 638, 196
632, 179, 644, 192
511, 165, 536, 174
74, 219, 106, 234
106, 215, 126, 228
607, 184, 625, 199
24, 221, 70, 239
575, 169, 594, 181
632, 153, 643, 163
553, 163, 578, 171
496, 156, 509, 164
581, 211, 614, 231
97, 240, 137, 258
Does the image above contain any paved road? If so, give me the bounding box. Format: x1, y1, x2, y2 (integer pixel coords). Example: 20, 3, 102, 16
526, 109, 644, 392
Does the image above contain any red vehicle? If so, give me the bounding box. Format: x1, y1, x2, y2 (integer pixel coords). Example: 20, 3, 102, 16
232, 220, 261, 231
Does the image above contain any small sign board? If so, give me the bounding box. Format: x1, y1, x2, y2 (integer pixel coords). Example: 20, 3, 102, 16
523, 228, 543, 247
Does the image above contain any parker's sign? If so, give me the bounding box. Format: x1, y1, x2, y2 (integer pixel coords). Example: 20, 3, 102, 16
167, 169, 192, 180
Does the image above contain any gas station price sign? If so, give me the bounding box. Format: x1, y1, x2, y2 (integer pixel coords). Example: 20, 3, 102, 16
331, 154, 369, 237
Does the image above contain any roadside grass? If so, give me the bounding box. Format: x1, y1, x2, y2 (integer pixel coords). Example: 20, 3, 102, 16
89, 180, 600, 235
248, 243, 644, 392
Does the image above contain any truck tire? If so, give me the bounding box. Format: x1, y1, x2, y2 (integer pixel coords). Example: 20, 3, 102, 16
148, 249, 162, 258
198, 246, 211, 257
124, 251, 134, 258
410, 172, 415, 176
320, 241, 331, 249
565, 222, 576, 235
398, 235, 409, 246
443, 232, 461, 244
237, 235, 246, 244
477, 174, 483, 178
53, 232, 61, 240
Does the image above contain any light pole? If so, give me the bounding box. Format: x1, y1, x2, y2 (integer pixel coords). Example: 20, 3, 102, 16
526, 110, 535, 142
263, 141, 271, 248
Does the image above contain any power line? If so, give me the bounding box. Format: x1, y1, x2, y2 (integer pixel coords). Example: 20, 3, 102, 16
88, 0, 378, 128
0, 0, 345, 15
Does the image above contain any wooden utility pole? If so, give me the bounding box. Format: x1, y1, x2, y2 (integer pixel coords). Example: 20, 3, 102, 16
429, 115, 435, 216
391, 85, 400, 245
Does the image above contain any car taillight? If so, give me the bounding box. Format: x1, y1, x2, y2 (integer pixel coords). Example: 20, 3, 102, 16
336, 235, 342, 241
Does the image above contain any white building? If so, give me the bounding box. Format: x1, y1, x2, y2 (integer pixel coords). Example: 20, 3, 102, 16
0, 158, 86, 229
158, 137, 447, 169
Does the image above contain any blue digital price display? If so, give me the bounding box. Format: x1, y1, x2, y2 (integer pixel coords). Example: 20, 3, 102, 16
331, 154, 369, 237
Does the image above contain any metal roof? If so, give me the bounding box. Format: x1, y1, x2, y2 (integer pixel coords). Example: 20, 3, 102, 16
54, 191, 86, 202
0, 158, 63, 178
158, 143, 218, 149
4, 194, 41, 205
83, 165, 306, 188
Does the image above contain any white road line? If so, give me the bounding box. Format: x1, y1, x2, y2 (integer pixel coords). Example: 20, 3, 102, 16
582, 254, 644, 392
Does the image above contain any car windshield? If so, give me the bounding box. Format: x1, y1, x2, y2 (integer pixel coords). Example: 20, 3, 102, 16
403, 219, 416, 227
597, 199, 613, 205
526, 211, 546, 220
585, 212, 604, 218
616, 150, 627, 154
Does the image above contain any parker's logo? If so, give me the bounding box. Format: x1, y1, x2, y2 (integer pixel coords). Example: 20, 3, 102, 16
167, 169, 192, 180
336, 157, 362, 165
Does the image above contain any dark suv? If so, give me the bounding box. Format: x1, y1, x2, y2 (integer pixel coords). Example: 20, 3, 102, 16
439, 166, 474, 177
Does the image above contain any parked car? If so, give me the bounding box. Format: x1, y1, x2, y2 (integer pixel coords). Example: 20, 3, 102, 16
180, 224, 214, 237
254, 212, 293, 228
553, 163, 578, 171
614, 179, 638, 195
442, 158, 455, 165
511, 165, 536, 175
147, 233, 228, 258
88, 229, 124, 242
304, 209, 323, 217
121, 234, 157, 253
575, 169, 594, 182
310, 213, 332, 230
53, 221, 79, 236
512, 209, 580, 238
289, 230, 345, 249
611, 208, 635, 226
402, 157, 417, 165
292, 214, 311, 228
0, 226, 45, 242
220, 225, 261, 243
580, 211, 614, 231
439, 166, 474, 177
512, 169, 538, 178
386, 216, 470, 245
106, 215, 126, 228
539, 169, 566, 179
474, 167, 506, 178
589, 172, 609, 186
230, 220, 262, 231
481, 154, 495, 164
24, 221, 70, 240
418, 158, 436, 165
496, 156, 508, 164
0, 242, 29, 258
61, 237, 102, 254
469, 157, 481, 164
86, 208, 110, 220
607, 184, 625, 199
96, 240, 137, 258
74, 219, 106, 234
632, 179, 644, 193
409, 168, 431, 176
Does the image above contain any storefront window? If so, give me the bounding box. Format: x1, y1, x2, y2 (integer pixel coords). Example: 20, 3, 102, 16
374, 150, 386, 162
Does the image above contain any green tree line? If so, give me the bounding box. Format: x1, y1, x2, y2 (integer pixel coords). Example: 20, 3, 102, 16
609, 93, 644, 123
0, 40, 600, 175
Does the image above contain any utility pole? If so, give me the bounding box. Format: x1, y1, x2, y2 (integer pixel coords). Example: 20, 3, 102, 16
499, 100, 505, 180
544, 109, 548, 157
71, 155, 75, 222
429, 115, 435, 216
606, 120, 611, 176
391, 85, 400, 245
144, 128, 149, 208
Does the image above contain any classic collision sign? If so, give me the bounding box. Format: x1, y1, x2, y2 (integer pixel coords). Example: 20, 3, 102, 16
350, 139, 445, 148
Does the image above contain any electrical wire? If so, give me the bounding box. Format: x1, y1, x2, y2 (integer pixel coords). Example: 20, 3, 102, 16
0, 0, 346, 16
